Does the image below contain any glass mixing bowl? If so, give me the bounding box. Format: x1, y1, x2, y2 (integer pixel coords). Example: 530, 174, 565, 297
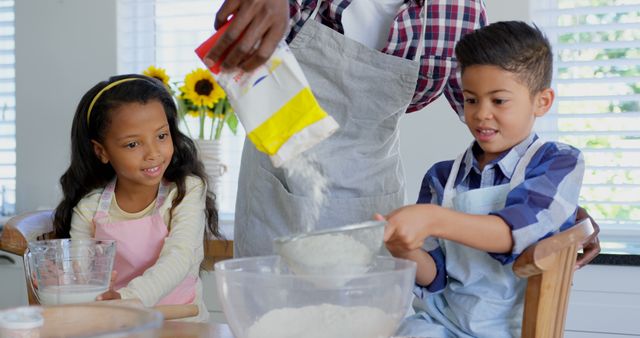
214, 255, 416, 338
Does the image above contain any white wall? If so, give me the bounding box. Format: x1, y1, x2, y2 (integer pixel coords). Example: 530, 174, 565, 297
15, 0, 117, 213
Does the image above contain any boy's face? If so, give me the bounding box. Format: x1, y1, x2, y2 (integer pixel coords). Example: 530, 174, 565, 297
461, 65, 553, 165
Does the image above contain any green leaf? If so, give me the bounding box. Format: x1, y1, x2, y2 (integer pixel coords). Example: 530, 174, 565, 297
224, 99, 238, 134
226, 110, 238, 134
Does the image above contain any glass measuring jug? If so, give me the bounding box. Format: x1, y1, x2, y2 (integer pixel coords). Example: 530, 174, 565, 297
23, 239, 116, 305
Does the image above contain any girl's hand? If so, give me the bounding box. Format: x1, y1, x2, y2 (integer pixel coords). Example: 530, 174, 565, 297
97, 289, 121, 301
380, 204, 439, 252
205, 0, 289, 71
97, 271, 121, 301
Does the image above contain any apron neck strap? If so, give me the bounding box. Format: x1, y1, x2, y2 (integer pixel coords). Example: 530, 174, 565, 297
96, 178, 169, 220
442, 143, 471, 208
414, 2, 427, 62
509, 138, 545, 189
442, 138, 546, 208
310, 0, 324, 20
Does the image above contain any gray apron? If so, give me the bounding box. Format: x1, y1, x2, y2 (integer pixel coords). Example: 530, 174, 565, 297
234, 2, 422, 257
397, 139, 545, 338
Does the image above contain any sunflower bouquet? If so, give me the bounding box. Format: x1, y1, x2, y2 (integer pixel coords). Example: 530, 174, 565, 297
143, 66, 238, 140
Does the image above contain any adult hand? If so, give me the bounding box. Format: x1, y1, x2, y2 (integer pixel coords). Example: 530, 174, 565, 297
575, 206, 601, 270
204, 0, 289, 72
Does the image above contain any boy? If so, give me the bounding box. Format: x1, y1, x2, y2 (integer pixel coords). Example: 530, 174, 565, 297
380, 21, 585, 337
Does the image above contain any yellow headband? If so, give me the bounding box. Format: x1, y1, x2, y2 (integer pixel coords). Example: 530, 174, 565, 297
86, 78, 141, 125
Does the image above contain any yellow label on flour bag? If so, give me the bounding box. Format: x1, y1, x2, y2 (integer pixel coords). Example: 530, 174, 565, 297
196, 24, 339, 167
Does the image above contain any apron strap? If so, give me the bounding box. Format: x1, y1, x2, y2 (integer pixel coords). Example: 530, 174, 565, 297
414, 2, 427, 62
442, 138, 546, 208
442, 144, 471, 208
94, 178, 170, 224
310, 0, 324, 20
95, 178, 117, 223
155, 180, 170, 210
510, 138, 545, 189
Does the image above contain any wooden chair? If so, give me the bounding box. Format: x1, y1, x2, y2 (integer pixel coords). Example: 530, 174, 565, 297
0, 210, 56, 256
513, 217, 596, 338
0, 210, 55, 305
0, 210, 216, 320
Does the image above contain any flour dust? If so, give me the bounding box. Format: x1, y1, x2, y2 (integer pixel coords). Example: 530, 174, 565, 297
282, 153, 328, 233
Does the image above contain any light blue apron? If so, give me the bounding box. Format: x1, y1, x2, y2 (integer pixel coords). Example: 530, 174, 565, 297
397, 139, 545, 338
234, 1, 425, 257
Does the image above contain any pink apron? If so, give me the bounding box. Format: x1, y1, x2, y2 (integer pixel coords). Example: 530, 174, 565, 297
94, 179, 196, 305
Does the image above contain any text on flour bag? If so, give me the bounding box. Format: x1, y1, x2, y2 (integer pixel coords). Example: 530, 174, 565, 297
195, 21, 339, 168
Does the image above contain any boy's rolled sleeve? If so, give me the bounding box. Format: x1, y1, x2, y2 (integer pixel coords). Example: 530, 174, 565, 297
414, 236, 448, 296
413, 163, 452, 297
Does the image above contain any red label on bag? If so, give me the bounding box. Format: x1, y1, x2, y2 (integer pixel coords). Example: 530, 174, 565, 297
195, 20, 233, 75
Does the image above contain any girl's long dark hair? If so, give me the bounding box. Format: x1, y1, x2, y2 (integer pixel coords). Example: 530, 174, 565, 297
53, 74, 220, 242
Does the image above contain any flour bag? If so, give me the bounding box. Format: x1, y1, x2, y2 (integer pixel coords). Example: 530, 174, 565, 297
195, 22, 339, 167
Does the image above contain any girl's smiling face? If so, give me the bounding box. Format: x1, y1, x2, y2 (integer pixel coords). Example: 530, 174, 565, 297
461, 65, 553, 167
92, 100, 174, 191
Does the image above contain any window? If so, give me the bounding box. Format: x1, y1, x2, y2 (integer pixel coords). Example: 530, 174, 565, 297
531, 0, 640, 252
117, 0, 244, 217
0, 0, 14, 216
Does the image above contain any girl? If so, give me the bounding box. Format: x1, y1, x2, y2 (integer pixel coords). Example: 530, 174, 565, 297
53, 74, 220, 322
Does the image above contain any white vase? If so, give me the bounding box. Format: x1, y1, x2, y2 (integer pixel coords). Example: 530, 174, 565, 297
194, 139, 227, 193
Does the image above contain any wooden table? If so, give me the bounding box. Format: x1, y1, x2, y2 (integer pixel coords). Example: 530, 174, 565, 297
162, 321, 234, 338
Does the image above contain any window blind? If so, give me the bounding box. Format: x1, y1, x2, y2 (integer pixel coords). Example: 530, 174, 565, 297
0, 0, 14, 216
117, 0, 245, 216
531, 0, 640, 249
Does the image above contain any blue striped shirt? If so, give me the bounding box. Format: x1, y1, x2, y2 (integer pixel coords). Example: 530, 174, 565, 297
418, 134, 585, 292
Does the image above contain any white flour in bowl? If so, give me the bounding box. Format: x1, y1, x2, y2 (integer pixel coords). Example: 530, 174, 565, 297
247, 304, 396, 338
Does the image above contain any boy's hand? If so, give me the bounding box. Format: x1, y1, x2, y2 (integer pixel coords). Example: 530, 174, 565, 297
575, 206, 601, 270
379, 204, 439, 252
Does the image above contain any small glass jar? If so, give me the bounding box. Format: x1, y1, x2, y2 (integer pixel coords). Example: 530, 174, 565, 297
0, 306, 43, 338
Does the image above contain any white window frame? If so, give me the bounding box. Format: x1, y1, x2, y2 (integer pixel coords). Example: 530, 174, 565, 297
0, 0, 15, 217
531, 1, 640, 251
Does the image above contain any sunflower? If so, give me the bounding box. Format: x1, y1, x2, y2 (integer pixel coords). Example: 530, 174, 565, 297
143, 65, 170, 86
180, 68, 225, 108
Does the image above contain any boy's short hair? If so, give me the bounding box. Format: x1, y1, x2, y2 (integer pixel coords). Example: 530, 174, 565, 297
455, 21, 553, 94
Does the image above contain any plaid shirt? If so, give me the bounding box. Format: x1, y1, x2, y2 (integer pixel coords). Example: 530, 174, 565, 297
287, 0, 487, 114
